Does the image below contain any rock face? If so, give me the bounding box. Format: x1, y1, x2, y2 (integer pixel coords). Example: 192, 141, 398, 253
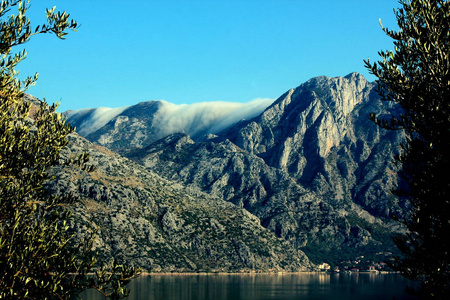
48, 134, 312, 272
65, 73, 406, 265
217, 73, 404, 217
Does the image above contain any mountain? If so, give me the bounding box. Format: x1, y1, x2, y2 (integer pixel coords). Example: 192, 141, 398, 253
65, 98, 274, 155
48, 133, 312, 273
64, 73, 406, 266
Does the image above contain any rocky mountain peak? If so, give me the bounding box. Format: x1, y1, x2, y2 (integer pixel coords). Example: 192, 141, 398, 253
303, 72, 372, 116
219, 73, 375, 169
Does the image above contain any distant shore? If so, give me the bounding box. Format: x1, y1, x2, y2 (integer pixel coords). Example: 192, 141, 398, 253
139, 271, 399, 276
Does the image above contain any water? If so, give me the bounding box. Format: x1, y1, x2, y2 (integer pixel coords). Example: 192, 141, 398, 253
80, 273, 418, 300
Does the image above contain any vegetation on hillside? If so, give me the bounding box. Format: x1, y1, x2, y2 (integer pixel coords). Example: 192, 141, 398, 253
0, 1, 139, 299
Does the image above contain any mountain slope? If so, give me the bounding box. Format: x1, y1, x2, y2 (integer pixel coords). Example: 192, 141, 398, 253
48, 133, 312, 272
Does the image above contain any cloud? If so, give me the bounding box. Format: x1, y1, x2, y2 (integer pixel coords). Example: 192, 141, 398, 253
65, 98, 275, 139
65, 106, 130, 135
154, 98, 274, 138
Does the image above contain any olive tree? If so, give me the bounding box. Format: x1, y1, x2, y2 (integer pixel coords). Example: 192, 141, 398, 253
365, 0, 450, 298
0, 1, 139, 299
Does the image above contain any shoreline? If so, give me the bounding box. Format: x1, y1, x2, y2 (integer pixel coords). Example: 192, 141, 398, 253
138, 271, 400, 276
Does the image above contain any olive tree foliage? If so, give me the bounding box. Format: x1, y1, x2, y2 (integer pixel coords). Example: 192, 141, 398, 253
365, 0, 450, 298
0, 1, 139, 299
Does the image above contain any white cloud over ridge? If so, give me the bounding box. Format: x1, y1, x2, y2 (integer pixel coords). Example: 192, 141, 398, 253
65, 106, 130, 136
154, 98, 274, 138
66, 98, 275, 138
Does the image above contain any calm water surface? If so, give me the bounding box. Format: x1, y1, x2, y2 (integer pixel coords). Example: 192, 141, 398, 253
81, 273, 418, 300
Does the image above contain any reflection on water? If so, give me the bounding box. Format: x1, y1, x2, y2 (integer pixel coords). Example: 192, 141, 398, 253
80, 273, 418, 300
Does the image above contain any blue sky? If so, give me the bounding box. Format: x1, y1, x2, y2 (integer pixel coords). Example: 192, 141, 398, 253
17, 0, 399, 112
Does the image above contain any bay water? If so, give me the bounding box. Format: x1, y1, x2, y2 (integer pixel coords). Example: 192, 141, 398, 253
81, 273, 418, 300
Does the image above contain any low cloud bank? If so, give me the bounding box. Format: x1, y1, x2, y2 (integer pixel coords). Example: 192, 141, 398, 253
66, 98, 275, 138
154, 98, 274, 138
65, 106, 130, 136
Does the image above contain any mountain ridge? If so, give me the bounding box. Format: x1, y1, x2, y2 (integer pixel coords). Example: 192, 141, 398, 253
65, 98, 274, 154
62, 72, 406, 266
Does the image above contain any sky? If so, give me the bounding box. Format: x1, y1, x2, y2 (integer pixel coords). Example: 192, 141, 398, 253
16, 0, 399, 112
